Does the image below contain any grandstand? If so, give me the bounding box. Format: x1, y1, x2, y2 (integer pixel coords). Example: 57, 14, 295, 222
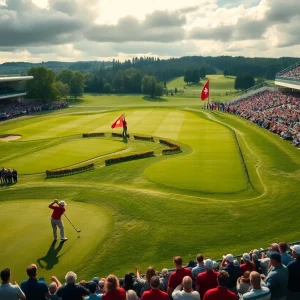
275, 61, 300, 90
0, 76, 33, 100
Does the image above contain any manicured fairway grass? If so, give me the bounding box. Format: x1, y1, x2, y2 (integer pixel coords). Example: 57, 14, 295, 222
4, 139, 127, 174
0, 93, 300, 282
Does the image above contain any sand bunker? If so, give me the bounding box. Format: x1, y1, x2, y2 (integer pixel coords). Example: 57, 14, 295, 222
0, 135, 21, 141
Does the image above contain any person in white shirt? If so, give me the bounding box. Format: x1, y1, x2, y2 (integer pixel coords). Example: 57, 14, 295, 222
172, 276, 200, 300
241, 271, 270, 300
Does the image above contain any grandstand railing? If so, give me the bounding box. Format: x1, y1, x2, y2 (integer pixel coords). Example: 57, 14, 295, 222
276, 61, 300, 76
275, 76, 300, 84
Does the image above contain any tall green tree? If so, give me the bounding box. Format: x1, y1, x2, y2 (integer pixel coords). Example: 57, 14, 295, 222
26, 66, 56, 102
70, 71, 85, 99
55, 81, 70, 100
141, 75, 157, 98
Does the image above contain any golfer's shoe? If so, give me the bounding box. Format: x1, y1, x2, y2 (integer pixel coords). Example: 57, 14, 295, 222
61, 237, 68, 241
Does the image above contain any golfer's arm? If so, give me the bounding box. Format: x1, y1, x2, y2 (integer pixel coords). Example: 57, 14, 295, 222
48, 201, 56, 208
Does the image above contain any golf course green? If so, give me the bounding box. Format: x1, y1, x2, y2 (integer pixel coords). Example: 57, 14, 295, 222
1, 90, 300, 282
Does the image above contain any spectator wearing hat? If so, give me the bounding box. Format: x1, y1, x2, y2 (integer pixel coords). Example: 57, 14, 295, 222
20, 264, 50, 299
196, 259, 218, 299
48, 199, 68, 242
237, 271, 251, 295
286, 245, 300, 300
203, 270, 236, 300
160, 268, 169, 292
167, 256, 192, 296
212, 261, 219, 272
0, 268, 26, 300
172, 276, 200, 299
90, 277, 101, 295
221, 254, 240, 294
192, 254, 205, 278
141, 276, 169, 300
264, 252, 288, 300
102, 274, 126, 300
85, 281, 102, 300
240, 253, 256, 276
241, 271, 271, 300
56, 271, 89, 300
279, 242, 292, 266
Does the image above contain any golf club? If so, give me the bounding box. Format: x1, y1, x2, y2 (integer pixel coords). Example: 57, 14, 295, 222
64, 213, 81, 233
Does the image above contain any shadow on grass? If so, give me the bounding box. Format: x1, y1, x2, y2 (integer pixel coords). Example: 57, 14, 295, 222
142, 96, 168, 102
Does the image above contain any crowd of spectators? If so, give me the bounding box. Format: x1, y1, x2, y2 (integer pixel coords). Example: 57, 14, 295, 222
282, 66, 300, 79
1, 241, 300, 300
223, 91, 300, 147
0, 167, 18, 184
0, 100, 68, 121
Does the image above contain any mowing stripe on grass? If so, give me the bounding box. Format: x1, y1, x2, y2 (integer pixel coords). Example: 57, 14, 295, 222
154, 111, 185, 140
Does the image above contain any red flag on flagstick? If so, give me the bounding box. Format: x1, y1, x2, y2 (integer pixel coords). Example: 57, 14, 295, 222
201, 80, 209, 101
111, 114, 124, 129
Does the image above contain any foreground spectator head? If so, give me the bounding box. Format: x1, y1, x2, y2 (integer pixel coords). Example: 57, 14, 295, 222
49, 282, 58, 294
196, 254, 204, 264
0, 268, 10, 282
26, 264, 37, 278
126, 289, 138, 300
146, 267, 156, 283
161, 268, 169, 277
233, 260, 240, 267
92, 277, 99, 284
105, 274, 119, 292
290, 244, 300, 258
65, 271, 77, 284
279, 242, 288, 254
270, 252, 281, 266
173, 256, 183, 267
243, 253, 251, 262
150, 275, 161, 289
88, 281, 97, 294
217, 270, 229, 287
249, 271, 261, 289
269, 243, 280, 252
79, 280, 87, 287
182, 276, 192, 291
204, 259, 214, 270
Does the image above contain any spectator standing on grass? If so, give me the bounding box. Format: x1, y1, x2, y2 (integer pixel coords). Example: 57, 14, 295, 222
172, 276, 200, 299
0, 268, 26, 300
203, 270, 236, 300
221, 253, 240, 294
264, 252, 288, 300
279, 242, 292, 266
168, 256, 193, 296
21, 264, 50, 300
123, 117, 128, 137
102, 274, 126, 300
56, 271, 89, 300
240, 271, 270, 300
192, 254, 205, 278
286, 245, 300, 300
196, 259, 218, 299
141, 276, 168, 300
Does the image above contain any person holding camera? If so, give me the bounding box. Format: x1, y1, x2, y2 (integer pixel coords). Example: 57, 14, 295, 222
49, 199, 68, 242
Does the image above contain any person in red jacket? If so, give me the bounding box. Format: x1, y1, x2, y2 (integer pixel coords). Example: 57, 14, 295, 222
203, 270, 236, 300
102, 274, 126, 300
141, 276, 169, 300
167, 256, 192, 296
49, 199, 67, 241
196, 259, 219, 299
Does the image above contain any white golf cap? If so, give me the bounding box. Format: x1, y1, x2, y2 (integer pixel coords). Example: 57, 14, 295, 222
59, 200, 67, 206
291, 245, 300, 255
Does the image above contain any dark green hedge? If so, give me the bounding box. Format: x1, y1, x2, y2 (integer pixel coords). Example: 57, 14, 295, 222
105, 151, 154, 166
46, 163, 94, 178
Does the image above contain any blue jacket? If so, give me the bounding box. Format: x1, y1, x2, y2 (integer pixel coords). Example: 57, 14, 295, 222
265, 264, 288, 298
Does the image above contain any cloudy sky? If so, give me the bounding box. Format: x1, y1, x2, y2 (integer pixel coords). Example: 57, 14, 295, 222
0, 0, 299, 63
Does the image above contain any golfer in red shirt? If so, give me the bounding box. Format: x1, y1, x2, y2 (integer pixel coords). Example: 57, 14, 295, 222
49, 199, 67, 241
